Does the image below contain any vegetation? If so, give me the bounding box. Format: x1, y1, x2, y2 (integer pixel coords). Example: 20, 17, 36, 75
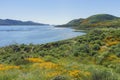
0, 27, 120, 80
0, 14, 120, 80
56, 14, 120, 29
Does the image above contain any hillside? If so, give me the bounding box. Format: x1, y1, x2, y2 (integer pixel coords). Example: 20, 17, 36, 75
56, 14, 120, 29
85, 14, 118, 23
58, 18, 84, 27
0, 28, 120, 80
0, 14, 120, 80
0, 19, 48, 25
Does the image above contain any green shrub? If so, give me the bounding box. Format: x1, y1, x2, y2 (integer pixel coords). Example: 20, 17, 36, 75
92, 44, 100, 50
91, 69, 119, 80
52, 76, 67, 80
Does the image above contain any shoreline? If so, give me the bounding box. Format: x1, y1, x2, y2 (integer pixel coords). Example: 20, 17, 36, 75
0, 26, 86, 47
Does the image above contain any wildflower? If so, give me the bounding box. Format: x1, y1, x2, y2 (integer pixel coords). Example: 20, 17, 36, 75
25, 58, 44, 63
69, 70, 81, 78
39, 62, 59, 69
0, 64, 20, 71
47, 71, 62, 77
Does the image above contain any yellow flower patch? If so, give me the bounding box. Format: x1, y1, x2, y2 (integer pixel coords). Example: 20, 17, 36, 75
69, 70, 81, 78
47, 71, 62, 77
39, 62, 59, 69
69, 70, 91, 78
25, 58, 44, 63
107, 55, 118, 61
0, 64, 20, 71
106, 41, 119, 46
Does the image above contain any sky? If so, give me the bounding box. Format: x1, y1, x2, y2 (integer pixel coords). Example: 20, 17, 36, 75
0, 0, 120, 25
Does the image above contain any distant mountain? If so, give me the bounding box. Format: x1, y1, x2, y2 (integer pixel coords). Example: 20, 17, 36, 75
0, 19, 48, 25
56, 14, 120, 29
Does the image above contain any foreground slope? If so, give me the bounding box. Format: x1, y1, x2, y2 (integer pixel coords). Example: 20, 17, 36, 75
0, 27, 120, 80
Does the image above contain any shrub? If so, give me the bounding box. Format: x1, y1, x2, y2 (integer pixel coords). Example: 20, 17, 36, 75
92, 44, 100, 50
52, 76, 67, 80
91, 69, 119, 80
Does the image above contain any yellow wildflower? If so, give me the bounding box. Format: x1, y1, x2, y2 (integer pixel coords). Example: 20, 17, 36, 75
0, 64, 20, 71
69, 70, 81, 78
25, 58, 44, 63
47, 71, 62, 77
39, 62, 59, 69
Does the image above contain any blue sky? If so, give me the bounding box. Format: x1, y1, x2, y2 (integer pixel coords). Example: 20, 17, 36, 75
0, 0, 120, 24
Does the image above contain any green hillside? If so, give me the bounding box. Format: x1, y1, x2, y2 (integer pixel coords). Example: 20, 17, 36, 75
0, 14, 120, 80
0, 27, 120, 80
56, 14, 120, 29
86, 14, 118, 23
56, 18, 84, 27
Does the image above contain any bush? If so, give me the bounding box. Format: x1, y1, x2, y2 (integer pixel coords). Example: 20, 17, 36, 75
92, 44, 100, 50
91, 69, 119, 80
52, 76, 67, 80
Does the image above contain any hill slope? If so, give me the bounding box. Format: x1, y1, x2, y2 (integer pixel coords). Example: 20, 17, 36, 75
56, 14, 120, 29
0, 28, 120, 80
0, 14, 120, 80
85, 14, 118, 23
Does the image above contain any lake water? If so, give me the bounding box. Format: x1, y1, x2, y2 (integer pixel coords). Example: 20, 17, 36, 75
0, 25, 85, 47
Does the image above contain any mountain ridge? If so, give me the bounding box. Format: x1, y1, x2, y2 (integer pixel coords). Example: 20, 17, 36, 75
0, 19, 49, 25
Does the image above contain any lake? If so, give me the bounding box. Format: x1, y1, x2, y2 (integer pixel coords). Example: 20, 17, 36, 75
0, 25, 85, 47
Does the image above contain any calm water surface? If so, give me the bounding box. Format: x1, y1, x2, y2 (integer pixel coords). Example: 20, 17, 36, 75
0, 26, 85, 47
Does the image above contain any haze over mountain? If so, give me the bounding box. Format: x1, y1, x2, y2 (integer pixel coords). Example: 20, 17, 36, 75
0, 19, 48, 25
